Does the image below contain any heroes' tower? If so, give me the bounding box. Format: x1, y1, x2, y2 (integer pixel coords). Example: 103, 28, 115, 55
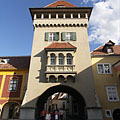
20, 1, 103, 120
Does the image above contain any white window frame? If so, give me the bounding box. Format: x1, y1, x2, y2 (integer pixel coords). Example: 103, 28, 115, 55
106, 86, 119, 102
66, 54, 72, 65
65, 32, 72, 40
50, 54, 56, 65
58, 54, 64, 65
9, 79, 18, 92
97, 63, 112, 74
48, 33, 56, 41
105, 110, 112, 118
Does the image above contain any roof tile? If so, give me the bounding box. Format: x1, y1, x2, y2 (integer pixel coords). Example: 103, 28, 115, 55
91, 45, 120, 56
45, 42, 76, 49
45, 1, 76, 8
0, 56, 30, 70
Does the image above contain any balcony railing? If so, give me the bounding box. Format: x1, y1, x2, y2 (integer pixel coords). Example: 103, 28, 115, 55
46, 65, 76, 73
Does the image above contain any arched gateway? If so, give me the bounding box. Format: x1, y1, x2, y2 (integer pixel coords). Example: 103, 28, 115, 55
35, 85, 86, 120
20, 1, 103, 120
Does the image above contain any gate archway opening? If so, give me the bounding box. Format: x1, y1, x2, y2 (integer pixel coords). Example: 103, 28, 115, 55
2, 102, 20, 119
36, 85, 86, 120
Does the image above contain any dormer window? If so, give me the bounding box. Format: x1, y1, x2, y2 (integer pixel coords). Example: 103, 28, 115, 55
56, 5, 65, 8
107, 47, 113, 54
0, 59, 9, 64
102, 40, 115, 54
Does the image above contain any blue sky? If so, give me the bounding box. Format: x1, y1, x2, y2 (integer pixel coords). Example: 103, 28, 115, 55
0, 0, 119, 56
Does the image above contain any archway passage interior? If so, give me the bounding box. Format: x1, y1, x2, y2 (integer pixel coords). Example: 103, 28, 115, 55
1, 102, 20, 119
36, 85, 86, 120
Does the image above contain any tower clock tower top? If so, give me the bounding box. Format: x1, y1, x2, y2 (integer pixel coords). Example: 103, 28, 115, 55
29, 0, 92, 21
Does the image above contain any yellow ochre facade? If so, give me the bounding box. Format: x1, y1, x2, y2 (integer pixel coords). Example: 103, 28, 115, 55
91, 41, 120, 120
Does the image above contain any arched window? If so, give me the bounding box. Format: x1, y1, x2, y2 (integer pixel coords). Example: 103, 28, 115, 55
58, 53, 64, 65
50, 53, 56, 65
49, 75, 56, 83
66, 53, 72, 65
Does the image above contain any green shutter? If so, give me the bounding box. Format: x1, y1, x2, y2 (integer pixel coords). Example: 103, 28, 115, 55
61, 32, 66, 41
55, 32, 59, 41
72, 32, 76, 41
45, 32, 49, 41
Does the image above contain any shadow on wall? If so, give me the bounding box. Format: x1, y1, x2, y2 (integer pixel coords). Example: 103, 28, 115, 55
34, 50, 47, 83
20, 56, 120, 119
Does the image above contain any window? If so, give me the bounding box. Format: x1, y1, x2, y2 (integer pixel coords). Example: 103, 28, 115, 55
66, 33, 73, 40
97, 63, 111, 74
45, 32, 59, 41
107, 48, 113, 53
106, 86, 119, 102
50, 53, 56, 65
105, 110, 112, 117
57, 5, 65, 8
66, 53, 72, 65
9, 77, 18, 92
58, 53, 64, 65
0, 59, 9, 64
49, 33, 56, 41
62, 32, 76, 41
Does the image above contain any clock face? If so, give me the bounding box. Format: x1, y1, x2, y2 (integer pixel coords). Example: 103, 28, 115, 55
113, 108, 120, 120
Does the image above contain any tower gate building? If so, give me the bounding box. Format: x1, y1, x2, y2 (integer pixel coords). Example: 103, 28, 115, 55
20, 1, 103, 120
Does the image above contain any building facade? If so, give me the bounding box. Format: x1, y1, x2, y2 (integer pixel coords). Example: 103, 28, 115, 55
20, 1, 103, 120
0, 56, 30, 119
2, 1, 120, 120
91, 40, 120, 120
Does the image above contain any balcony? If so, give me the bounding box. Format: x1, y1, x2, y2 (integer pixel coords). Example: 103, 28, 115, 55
45, 65, 76, 83
45, 65, 76, 73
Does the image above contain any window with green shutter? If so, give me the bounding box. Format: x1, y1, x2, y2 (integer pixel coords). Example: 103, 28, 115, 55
61, 32, 76, 41
45, 32, 59, 41
72, 32, 76, 41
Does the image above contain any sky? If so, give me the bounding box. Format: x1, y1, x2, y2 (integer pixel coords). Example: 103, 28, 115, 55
0, 0, 120, 56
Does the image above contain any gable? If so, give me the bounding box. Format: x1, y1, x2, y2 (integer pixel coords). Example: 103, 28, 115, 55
45, 1, 76, 8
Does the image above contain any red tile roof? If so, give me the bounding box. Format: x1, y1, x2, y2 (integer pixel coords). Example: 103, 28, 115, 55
91, 45, 120, 56
45, 42, 76, 49
45, 1, 76, 8
0, 56, 30, 70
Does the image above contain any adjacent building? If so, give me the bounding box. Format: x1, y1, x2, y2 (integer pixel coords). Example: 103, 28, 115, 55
91, 40, 120, 120
0, 56, 30, 119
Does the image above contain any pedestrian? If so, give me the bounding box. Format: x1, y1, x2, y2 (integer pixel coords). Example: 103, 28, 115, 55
41, 109, 46, 120
45, 111, 51, 120
63, 110, 66, 120
55, 111, 59, 120
59, 109, 63, 120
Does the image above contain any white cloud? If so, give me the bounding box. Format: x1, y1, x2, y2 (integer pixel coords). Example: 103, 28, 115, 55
83, 0, 103, 4
89, 0, 120, 44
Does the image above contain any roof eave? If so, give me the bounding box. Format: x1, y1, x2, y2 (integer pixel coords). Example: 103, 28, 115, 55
91, 54, 120, 57
45, 48, 76, 51
29, 7, 92, 20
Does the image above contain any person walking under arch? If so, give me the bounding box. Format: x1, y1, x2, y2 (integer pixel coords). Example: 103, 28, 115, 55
45, 111, 51, 120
